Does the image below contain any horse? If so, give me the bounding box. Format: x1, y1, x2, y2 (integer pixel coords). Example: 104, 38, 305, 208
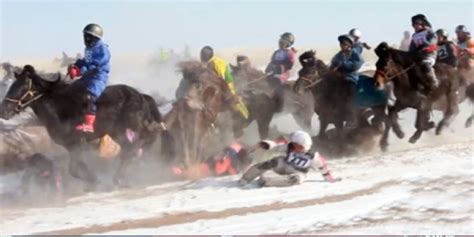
229, 56, 314, 139
294, 50, 390, 150
165, 61, 232, 167
373, 42, 465, 144
0, 65, 171, 190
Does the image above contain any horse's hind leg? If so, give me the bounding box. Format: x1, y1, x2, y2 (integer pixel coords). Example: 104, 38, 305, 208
436, 90, 459, 135
389, 101, 406, 139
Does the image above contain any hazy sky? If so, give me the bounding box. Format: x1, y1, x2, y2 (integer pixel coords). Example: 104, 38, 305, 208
1, 0, 473, 59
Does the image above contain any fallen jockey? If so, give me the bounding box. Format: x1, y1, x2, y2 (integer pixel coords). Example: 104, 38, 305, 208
171, 142, 251, 180
239, 131, 336, 187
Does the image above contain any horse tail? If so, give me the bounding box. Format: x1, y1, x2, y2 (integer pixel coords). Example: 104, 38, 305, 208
142, 93, 176, 163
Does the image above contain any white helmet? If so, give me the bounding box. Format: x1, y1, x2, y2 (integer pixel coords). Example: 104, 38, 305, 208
290, 131, 312, 152
349, 28, 362, 38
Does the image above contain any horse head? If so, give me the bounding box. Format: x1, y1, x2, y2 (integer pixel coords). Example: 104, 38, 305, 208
0, 65, 60, 119
294, 50, 321, 92
374, 42, 418, 90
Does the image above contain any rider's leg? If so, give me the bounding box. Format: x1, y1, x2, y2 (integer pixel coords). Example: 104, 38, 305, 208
420, 57, 439, 94
75, 94, 97, 133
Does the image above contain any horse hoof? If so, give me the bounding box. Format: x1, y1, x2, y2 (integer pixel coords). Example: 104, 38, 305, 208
380, 143, 388, 152
466, 119, 473, 128
408, 136, 418, 144
427, 121, 435, 129
395, 130, 405, 139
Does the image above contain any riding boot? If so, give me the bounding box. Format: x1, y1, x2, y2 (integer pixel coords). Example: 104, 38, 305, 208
75, 114, 96, 133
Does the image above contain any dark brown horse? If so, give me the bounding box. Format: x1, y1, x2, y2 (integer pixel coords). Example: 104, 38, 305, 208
0, 65, 170, 190
294, 50, 390, 150
373, 42, 464, 144
230, 56, 314, 139
165, 61, 233, 167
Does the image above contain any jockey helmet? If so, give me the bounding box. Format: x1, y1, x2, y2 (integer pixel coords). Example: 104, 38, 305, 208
455, 25, 469, 34
290, 131, 312, 152
200, 46, 214, 62
349, 28, 362, 38
338, 34, 354, 46
435, 29, 449, 38
83, 23, 103, 39
411, 14, 431, 27
280, 32, 295, 47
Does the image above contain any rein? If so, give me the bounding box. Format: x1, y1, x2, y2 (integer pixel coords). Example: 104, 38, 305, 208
380, 62, 416, 81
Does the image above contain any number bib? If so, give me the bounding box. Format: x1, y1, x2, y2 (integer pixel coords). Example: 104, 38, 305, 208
285, 152, 313, 170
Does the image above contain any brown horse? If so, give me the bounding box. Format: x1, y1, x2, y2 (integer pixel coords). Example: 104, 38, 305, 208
229, 56, 314, 139
293, 50, 390, 150
373, 42, 464, 144
164, 61, 233, 167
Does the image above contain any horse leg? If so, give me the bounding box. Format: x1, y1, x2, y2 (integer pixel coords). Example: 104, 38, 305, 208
388, 101, 406, 139
113, 153, 133, 188
436, 90, 459, 135
409, 107, 429, 143
68, 149, 97, 192
466, 109, 474, 128
257, 114, 273, 140
318, 116, 329, 139
373, 104, 391, 152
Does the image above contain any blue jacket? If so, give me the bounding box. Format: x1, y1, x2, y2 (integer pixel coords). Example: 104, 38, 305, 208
352, 42, 364, 55
329, 49, 363, 83
74, 40, 111, 97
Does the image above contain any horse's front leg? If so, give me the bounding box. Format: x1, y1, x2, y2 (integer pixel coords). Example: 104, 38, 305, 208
409, 106, 431, 143
373, 104, 391, 152
68, 147, 97, 192
388, 101, 407, 139
318, 115, 329, 139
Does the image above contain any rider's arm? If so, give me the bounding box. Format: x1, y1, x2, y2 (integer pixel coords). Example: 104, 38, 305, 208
90, 44, 111, 67
340, 51, 363, 72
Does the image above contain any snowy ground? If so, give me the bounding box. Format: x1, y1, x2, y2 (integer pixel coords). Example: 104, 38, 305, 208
0, 139, 472, 235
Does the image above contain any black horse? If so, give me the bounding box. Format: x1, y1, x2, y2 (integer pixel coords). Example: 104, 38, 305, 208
373, 42, 462, 144
294, 50, 390, 150
0, 65, 171, 190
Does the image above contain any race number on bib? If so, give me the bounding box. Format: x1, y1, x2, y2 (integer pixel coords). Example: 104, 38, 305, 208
286, 152, 313, 169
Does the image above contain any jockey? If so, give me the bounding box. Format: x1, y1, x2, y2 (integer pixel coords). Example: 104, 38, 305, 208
435, 29, 458, 68
68, 23, 111, 133
239, 131, 335, 187
200, 46, 249, 119
330, 34, 364, 128
409, 14, 439, 94
455, 25, 474, 70
265, 32, 296, 88
348, 28, 371, 55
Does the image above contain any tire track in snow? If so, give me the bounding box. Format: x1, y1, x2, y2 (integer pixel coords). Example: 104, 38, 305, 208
36, 180, 398, 235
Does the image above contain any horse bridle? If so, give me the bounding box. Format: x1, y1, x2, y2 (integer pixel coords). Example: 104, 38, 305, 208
3, 79, 44, 113
376, 59, 416, 82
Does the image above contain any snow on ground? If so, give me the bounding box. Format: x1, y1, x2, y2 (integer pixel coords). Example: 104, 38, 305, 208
1, 140, 472, 235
